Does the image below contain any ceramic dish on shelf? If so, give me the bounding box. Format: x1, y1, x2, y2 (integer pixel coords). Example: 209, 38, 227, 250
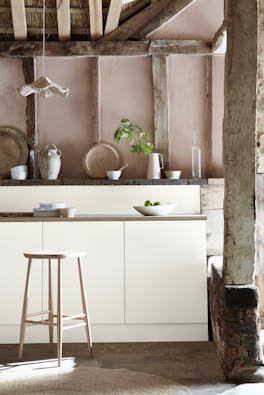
83, 143, 120, 179
133, 203, 176, 216
38, 202, 67, 210
0, 127, 28, 178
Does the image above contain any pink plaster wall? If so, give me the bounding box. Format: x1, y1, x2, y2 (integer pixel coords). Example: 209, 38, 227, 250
149, 0, 223, 40
100, 57, 154, 179
36, 57, 94, 179
212, 56, 225, 177
0, 59, 26, 134
168, 55, 206, 178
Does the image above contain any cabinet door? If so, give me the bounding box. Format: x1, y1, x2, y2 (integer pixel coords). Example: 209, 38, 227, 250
43, 222, 124, 324
0, 223, 42, 324
125, 221, 207, 324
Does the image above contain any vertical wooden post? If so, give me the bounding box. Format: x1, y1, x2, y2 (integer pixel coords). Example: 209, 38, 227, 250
152, 54, 169, 169
90, 57, 100, 144
204, 56, 212, 177
256, 0, 264, 325
223, 0, 257, 285
21, 57, 36, 150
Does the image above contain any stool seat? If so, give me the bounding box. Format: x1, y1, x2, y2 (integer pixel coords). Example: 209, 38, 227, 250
24, 251, 87, 259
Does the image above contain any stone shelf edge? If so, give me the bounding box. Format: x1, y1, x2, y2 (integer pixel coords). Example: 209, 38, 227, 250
0, 178, 208, 186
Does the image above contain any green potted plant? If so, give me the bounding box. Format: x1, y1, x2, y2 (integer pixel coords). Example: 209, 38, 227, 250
113, 118, 163, 179
113, 118, 154, 155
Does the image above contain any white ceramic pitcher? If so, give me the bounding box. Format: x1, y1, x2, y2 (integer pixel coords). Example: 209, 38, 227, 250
147, 153, 164, 179
39, 144, 62, 180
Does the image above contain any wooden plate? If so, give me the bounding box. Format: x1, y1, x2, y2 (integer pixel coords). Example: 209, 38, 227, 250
83, 143, 120, 178
0, 127, 28, 178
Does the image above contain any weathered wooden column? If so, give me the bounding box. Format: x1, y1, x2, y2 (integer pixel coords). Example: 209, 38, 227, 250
256, 0, 264, 327
223, 0, 257, 285
209, 0, 263, 379
151, 54, 169, 170
21, 57, 36, 150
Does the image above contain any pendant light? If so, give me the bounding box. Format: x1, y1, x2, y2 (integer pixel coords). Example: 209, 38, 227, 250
19, 0, 69, 98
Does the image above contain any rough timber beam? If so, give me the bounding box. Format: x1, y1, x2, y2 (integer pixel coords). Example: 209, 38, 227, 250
101, 0, 194, 41
10, 0, 27, 40
89, 0, 103, 40
152, 54, 169, 169
212, 22, 226, 53
223, 0, 257, 285
0, 40, 212, 58
21, 57, 36, 149
104, 0, 122, 36
136, 0, 195, 38
56, 0, 71, 41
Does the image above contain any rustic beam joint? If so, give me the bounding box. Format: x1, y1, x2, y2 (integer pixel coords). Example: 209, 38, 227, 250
0, 40, 212, 58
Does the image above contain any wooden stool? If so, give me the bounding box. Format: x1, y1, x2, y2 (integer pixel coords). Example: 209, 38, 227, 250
18, 251, 93, 366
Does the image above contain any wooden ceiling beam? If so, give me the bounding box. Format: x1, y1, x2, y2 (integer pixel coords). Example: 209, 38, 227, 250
104, 0, 122, 36
10, 0, 27, 40
89, 0, 103, 40
101, 0, 194, 41
0, 40, 212, 57
136, 0, 195, 38
56, 0, 71, 41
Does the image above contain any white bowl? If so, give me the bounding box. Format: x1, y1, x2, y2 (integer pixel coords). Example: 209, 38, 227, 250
11, 172, 27, 180
133, 203, 176, 216
165, 170, 181, 180
11, 165, 27, 173
106, 170, 121, 180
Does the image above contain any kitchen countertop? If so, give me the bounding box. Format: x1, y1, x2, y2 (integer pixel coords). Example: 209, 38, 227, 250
0, 213, 207, 222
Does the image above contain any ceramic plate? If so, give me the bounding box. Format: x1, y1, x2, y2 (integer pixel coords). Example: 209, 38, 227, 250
83, 143, 120, 179
0, 127, 28, 178
133, 204, 176, 216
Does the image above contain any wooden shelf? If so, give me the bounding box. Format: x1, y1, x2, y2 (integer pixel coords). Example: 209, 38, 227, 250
0, 178, 208, 186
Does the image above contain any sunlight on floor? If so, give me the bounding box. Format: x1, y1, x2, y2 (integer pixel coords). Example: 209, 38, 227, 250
0, 357, 76, 382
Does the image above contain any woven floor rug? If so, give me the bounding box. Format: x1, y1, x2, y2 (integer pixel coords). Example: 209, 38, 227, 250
0, 358, 192, 395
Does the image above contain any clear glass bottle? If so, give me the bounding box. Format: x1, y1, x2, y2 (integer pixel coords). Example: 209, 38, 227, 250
191, 136, 201, 178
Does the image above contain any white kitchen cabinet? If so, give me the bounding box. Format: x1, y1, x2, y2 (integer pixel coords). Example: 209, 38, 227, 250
125, 221, 207, 325
43, 222, 124, 324
0, 223, 42, 325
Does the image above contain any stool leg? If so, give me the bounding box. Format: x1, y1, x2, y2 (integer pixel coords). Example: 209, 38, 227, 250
18, 258, 32, 360
48, 258, 54, 349
57, 258, 62, 367
77, 257, 93, 357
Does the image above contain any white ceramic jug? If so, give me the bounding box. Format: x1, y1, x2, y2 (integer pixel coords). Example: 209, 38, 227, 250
39, 144, 62, 180
147, 153, 164, 179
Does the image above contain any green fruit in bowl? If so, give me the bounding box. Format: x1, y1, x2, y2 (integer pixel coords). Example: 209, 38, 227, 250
145, 200, 152, 207
153, 201, 161, 206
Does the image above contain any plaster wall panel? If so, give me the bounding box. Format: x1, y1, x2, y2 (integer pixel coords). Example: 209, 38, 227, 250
149, 0, 224, 41
212, 55, 224, 177
0, 59, 26, 133
36, 57, 93, 179
100, 57, 154, 179
168, 55, 206, 178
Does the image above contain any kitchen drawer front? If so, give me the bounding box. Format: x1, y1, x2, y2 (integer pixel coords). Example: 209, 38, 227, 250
43, 221, 124, 324
125, 221, 207, 324
0, 223, 43, 325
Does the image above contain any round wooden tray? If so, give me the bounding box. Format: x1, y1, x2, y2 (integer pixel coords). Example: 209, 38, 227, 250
0, 127, 28, 178
83, 143, 120, 179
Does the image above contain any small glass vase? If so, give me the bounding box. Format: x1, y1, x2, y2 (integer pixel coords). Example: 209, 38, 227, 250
191, 140, 201, 179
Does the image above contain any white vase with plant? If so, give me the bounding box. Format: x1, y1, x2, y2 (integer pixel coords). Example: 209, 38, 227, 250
113, 118, 163, 179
